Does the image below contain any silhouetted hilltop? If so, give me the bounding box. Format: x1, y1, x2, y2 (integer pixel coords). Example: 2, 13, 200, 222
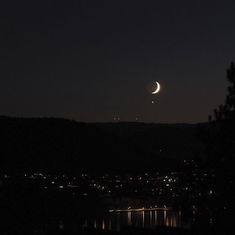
0, 116, 203, 174
93, 122, 203, 159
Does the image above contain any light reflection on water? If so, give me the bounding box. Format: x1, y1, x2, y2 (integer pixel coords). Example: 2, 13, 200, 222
82, 209, 183, 231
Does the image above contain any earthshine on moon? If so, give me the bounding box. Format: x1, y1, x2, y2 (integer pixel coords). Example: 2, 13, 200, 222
152, 81, 161, 94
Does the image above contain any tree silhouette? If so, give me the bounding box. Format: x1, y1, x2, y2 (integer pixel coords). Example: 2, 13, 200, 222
210, 63, 235, 165
200, 62, 235, 231
211, 62, 235, 121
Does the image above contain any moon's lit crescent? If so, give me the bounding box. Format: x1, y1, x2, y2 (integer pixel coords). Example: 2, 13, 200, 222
152, 81, 161, 94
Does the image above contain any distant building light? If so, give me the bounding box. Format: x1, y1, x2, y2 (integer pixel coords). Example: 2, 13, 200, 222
59, 221, 64, 230
67, 185, 78, 188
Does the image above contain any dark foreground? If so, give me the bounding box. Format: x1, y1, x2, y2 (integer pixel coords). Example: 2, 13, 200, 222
1, 227, 231, 235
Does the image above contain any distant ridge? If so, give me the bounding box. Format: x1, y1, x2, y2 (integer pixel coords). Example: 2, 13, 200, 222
0, 116, 203, 174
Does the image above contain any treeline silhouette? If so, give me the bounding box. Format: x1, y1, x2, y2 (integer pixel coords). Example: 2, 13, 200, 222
197, 62, 235, 234
0, 116, 201, 174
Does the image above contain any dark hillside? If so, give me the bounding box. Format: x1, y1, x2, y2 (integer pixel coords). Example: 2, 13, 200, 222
0, 116, 203, 174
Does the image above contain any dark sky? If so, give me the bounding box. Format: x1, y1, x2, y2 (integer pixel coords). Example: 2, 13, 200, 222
0, 0, 235, 123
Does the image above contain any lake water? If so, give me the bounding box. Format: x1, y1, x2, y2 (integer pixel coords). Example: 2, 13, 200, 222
82, 209, 188, 231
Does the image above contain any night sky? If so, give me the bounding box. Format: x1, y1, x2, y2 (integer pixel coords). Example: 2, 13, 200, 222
1, 0, 235, 123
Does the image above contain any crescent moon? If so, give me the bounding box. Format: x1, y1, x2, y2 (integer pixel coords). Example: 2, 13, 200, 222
152, 81, 161, 94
